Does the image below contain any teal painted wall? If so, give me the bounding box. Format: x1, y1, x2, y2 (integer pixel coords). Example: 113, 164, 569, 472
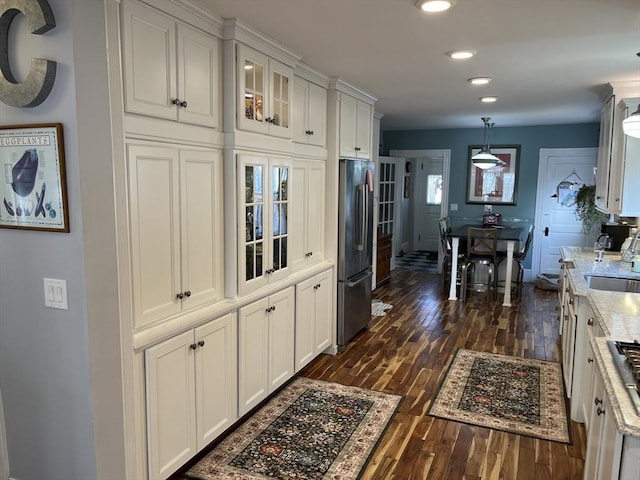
382, 123, 600, 270
382, 123, 599, 221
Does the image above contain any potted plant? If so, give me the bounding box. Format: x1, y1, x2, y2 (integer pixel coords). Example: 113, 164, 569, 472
574, 184, 607, 236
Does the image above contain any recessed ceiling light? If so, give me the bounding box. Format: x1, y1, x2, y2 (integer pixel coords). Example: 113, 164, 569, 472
468, 77, 492, 85
480, 96, 499, 103
416, 0, 456, 13
447, 50, 476, 60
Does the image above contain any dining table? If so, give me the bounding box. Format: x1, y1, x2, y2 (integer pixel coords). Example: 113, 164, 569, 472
447, 223, 528, 306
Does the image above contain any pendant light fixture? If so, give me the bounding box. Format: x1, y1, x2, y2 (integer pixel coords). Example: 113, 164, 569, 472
622, 53, 640, 139
472, 117, 500, 169
622, 104, 640, 138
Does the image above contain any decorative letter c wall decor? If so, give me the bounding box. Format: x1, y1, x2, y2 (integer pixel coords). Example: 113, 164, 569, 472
0, 0, 56, 108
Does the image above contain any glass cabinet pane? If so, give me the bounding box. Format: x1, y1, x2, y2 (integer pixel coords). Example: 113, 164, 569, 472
244, 60, 264, 123
271, 72, 289, 128
244, 165, 264, 281
271, 165, 288, 272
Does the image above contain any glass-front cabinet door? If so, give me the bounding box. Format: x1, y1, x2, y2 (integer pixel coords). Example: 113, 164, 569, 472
268, 61, 291, 138
238, 155, 290, 292
237, 44, 292, 139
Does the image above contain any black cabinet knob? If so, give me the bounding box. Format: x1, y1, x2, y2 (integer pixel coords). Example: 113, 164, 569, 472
198, 340, 205, 347
176, 292, 184, 299
189, 343, 197, 350
184, 290, 191, 298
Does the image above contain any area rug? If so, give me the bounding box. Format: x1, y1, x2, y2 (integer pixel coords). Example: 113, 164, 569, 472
428, 349, 570, 444
185, 377, 402, 479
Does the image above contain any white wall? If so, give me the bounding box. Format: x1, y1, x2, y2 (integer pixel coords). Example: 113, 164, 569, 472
0, 1, 119, 478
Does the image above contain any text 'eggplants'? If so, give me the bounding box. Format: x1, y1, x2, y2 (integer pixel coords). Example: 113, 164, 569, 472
11, 149, 39, 197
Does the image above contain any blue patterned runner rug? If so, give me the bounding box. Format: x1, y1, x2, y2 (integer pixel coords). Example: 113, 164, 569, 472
428, 349, 570, 444
186, 377, 402, 479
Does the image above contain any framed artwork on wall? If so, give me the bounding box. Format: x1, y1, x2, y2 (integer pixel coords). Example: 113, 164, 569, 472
0, 123, 69, 232
466, 145, 520, 205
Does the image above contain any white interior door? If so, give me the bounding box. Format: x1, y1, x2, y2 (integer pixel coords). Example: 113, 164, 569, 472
413, 157, 444, 252
533, 148, 598, 277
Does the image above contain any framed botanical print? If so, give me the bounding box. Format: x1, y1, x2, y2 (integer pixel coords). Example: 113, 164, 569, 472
466, 145, 520, 205
0, 123, 69, 232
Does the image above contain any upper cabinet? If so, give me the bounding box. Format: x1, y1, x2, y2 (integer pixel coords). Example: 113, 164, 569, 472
237, 44, 293, 138
595, 82, 640, 215
608, 97, 640, 217
328, 79, 376, 160
222, 19, 301, 151
594, 94, 615, 212
292, 63, 328, 157
339, 93, 373, 159
122, 0, 221, 130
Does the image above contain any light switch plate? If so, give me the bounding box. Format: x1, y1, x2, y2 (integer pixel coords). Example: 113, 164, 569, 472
44, 278, 68, 310
450, 203, 458, 211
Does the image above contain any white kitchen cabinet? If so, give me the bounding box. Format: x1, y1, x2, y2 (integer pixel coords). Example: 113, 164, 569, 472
237, 44, 293, 138
339, 93, 373, 159
293, 76, 327, 148
561, 274, 577, 398
238, 155, 291, 293
145, 313, 237, 480
583, 368, 623, 480
238, 288, 295, 416
291, 160, 325, 272
582, 315, 603, 432
122, 0, 220, 129
295, 269, 333, 371
595, 93, 615, 212
127, 143, 223, 329
608, 98, 640, 217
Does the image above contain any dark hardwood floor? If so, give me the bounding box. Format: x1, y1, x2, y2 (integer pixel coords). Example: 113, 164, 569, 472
301, 268, 586, 480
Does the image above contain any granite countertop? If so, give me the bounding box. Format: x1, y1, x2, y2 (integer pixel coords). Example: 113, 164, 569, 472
560, 246, 640, 436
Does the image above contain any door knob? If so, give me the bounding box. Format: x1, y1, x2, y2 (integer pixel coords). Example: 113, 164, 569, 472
544, 227, 549, 236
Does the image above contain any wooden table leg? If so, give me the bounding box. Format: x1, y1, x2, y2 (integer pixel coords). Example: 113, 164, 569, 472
502, 240, 514, 307
449, 237, 459, 301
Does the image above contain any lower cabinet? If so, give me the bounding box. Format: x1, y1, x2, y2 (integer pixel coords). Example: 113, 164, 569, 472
238, 287, 295, 416
145, 313, 237, 480
295, 269, 333, 371
583, 368, 623, 480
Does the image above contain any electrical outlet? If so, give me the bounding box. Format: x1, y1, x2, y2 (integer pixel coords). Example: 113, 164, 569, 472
450, 203, 458, 211
44, 278, 68, 310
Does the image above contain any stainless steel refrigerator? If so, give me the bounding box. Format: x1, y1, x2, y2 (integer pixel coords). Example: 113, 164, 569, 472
337, 158, 374, 349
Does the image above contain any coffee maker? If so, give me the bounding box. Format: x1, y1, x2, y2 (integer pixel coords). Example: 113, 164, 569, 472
601, 223, 636, 251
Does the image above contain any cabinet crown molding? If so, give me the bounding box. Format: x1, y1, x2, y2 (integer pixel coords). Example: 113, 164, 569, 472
329, 77, 377, 105
600, 81, 640, 102
223, 18, 301, 67
137, 0, 224, 35
295, 62, 329, 88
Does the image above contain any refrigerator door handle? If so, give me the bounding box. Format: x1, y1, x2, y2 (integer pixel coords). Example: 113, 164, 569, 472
346, 268, 372, 287
355, 184, 366, 251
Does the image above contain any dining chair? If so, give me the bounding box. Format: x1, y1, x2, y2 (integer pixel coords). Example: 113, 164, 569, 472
497, 225, 534, 298
461, 227, 498, 302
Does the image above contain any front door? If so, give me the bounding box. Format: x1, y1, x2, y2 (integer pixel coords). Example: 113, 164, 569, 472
533, 148, 598, 277
414, 156, 444, 252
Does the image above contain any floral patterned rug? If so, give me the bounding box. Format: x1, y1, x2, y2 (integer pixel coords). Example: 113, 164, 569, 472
184, 377, 402, 479
428, 349, 570, 444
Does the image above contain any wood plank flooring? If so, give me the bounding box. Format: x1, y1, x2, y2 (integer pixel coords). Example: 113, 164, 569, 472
301, 269, 586, 480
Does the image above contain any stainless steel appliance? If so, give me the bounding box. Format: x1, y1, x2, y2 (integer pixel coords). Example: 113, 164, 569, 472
337, 158, 374, 349
601, 223, 636, 251
607, 340, 640, 414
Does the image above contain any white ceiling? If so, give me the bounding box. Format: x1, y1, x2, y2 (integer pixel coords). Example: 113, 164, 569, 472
191, 0, 640, 131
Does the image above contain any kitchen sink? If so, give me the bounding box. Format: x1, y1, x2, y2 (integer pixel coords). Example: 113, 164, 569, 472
583, 275, 640, 293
